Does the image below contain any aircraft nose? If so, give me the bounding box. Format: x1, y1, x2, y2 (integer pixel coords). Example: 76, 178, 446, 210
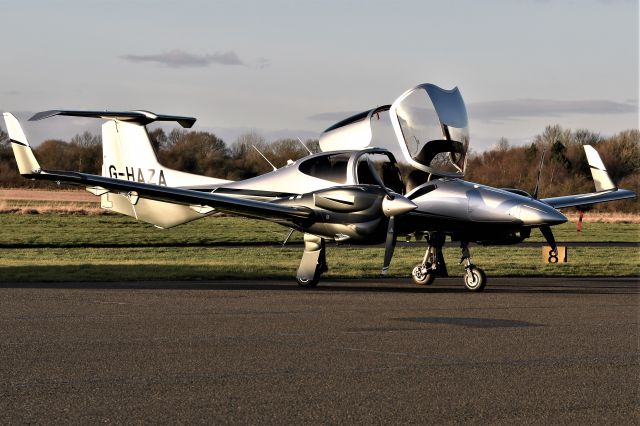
507, 201, 567, 226
382, 195, 418, 217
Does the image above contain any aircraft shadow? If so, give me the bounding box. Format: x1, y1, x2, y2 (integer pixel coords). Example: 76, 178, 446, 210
0, 265, 636, 295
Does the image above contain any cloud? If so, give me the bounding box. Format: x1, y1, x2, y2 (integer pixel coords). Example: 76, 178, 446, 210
308, 98, 637, 124
255, 57, 270, 70
467, 99, 637, 122
121, 49, 261, 68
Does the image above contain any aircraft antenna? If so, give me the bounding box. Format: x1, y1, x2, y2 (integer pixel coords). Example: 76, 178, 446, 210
281, 228, 295, 247
297, 137, 313, 155
251, 145, 277, 171
532, 145, 548, 199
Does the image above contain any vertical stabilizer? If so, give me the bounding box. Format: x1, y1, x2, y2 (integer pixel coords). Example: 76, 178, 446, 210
100, 120, 230, 187
2, 113, 41, 175
584, 145, 615, 192
102, 120, 162, 173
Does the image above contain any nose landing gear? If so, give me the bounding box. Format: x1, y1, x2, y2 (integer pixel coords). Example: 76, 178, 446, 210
460, 242, 486, 292
463, 266, 486, 291
410, 234, 487, 292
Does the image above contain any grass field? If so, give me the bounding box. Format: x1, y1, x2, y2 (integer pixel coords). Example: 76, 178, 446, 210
1, 214, 640, 247
0, 213, 638, 282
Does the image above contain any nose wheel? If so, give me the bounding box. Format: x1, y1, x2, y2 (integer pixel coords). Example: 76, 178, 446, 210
463, 265, 486, 291
460, 242, 487, 292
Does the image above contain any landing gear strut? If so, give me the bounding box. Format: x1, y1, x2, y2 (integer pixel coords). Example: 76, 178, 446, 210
411, 235, 487, 291
296, 233, 327, 287
411, 232, 447, 286
460, 241, 486, 292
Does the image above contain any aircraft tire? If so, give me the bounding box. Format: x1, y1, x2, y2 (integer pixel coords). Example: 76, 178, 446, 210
296, 276, 319, 287
412, 264, 435, 285
464, 266, 487, 292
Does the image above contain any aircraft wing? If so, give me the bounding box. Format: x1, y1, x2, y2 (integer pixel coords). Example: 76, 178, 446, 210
541, 188, 636, 210
541, 145, 636, 209
26, 169, 313, 222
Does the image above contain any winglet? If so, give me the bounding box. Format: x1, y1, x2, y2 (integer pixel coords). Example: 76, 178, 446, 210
584, 145, 615, 192
2, 112, 41, 175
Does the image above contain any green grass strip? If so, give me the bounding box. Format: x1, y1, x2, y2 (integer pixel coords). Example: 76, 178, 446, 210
1, 246, 637, 282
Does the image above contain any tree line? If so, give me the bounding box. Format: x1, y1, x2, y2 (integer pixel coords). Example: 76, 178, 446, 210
464, 126, 639, 212
0, 125, 637, 212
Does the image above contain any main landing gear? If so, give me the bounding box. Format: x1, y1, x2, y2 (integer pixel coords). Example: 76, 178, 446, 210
411, 233, 487, 292
411, 232, 447, 286
296, 233, 328, 287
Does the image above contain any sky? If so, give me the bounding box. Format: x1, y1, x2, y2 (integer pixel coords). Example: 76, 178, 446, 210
0, 0, 638, 151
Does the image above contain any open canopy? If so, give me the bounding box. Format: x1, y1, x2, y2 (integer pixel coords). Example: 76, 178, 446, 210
319, 83, 470, 177
390, 84, 468, 177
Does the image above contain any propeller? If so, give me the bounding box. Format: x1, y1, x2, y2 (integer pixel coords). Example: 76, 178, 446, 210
533, 145, 560, 255
532, 146, 547, 199
540, 225, 558, 256
382, 216, 397, 275
366, 158, 394, 200
365, 159, 416, 275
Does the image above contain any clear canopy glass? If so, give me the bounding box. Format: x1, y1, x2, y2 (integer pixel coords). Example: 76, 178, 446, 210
390, 84, 469, 176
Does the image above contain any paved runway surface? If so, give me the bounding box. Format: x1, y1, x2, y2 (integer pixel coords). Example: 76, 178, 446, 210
1, 277, 638, 424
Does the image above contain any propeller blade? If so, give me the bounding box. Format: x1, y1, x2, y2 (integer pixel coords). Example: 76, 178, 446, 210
533, 146, 547, 199
382, 216, 397, 275
362, 158, 414, 275
366, 158, 394, 199
540, 225, 558, 254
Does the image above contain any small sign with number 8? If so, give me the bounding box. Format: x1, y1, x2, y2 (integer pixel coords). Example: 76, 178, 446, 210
542, 246, 567, 263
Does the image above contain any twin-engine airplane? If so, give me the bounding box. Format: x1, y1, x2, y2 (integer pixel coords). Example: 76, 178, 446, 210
4, 84, 636, 291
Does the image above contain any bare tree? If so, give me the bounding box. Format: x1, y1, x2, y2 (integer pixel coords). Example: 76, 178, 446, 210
70, 131, 101, 147
496, 137, 510, 152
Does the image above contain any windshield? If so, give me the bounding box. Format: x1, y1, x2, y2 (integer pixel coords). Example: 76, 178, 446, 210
390, 84, 469, 177
298, 153, 350, 183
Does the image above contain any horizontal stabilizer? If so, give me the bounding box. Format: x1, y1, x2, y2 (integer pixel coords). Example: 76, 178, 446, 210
29, 110, 196, 128
86, 186, 109, 196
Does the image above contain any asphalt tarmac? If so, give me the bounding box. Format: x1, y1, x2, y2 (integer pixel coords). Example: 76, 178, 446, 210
1, 277, 638, 424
